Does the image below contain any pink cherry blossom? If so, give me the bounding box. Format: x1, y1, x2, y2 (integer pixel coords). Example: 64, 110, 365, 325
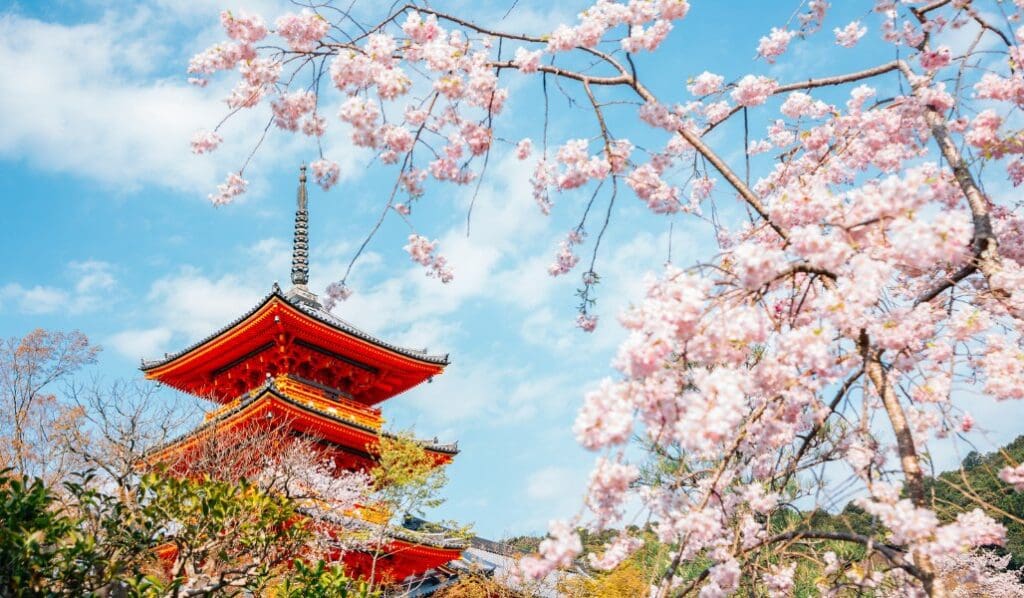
622, 20, 673, 53
764, 563, 796, 597
324, 281, 352, 311
574, 379, 633, 449
271, 91, 316, 131
834, 20, 867, 47
186, 5, 1024, 593
275, 10, 329, 52
516, 520, 582, 581
704, 559, 741, 596
208, 172, 247, 206
404, 234, 454, 283
731, 75, 778, 107
188, 42, 253, 78
546, 25, 577, 53
1009, 158, 1024, 186
780, 91, 831, 119
330, 51, 375, 92
688, 71, 724, 96
548, 231, 582, 276
966, 110, 1003, 154
190, 130, 222, 154
999, 463, 1024, 491
703, 100, 730, 123
515, 138, 533, 160
221, 10, 267, 43
981, 337, 1024, 400
401, 10, 441, 43
381, 125, 414, 154
757, 28, 796, 63
585, 457, 639, 526
513, 47, 543, 73
310, 159, 340, 190
374, 66, 411, 99
587, 534, 643, 571
365, 33, 396, 62
627, 163, 681, 213
576, 313, 599, 332
919, 46, 952, 71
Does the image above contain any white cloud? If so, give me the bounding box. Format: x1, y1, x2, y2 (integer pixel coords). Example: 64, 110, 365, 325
108, 327, 174, 361
0, 7, 365, 197
71, 260, 117, 295
107, 263, 267, 360
144, 267, 264, 341
0, 283, 68, 315
0, 260, 117, 315
523, 461, 591, 527
526, 465, 577, 501
0, 12, 221, 192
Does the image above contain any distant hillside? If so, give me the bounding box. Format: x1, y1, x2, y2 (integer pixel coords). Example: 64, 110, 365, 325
925, 435, 1024, 568
499, 436, 1024, 594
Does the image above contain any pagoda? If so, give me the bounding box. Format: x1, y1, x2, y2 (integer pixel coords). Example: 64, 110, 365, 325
141, 166, 466, 582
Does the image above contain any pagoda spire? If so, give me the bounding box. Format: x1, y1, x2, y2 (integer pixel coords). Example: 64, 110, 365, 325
286, 164, 320, 306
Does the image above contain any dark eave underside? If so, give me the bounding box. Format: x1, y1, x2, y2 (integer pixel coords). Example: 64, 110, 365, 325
140, 285, 449, 372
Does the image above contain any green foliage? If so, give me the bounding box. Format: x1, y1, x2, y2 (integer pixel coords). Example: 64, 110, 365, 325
924, 435, 1024, 568
141, 470, 307, 579
277, 559, 380, 598
501, 534, 541, 554
0, 472, 92, 596
558, 559, 649, 597
0, 468, 319, 596
371, 432, 448, 520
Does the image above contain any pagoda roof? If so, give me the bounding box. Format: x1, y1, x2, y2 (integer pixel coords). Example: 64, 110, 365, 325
140, 285, 448, 405
305, 508, 469, 551
147, 380, 458, 465
142, 284, 448, 371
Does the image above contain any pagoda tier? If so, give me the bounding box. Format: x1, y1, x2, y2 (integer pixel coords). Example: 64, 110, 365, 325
312, 511, 467, 584
339, 538, 465, 583
155, 516, 466, 587
146, 377, 457, 471
141, 286, 447, 406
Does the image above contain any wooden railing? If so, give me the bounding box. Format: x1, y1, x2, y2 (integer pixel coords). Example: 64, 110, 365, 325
275, 376, 383, 430
201, 375, 384, 430
352, 502, 390, 525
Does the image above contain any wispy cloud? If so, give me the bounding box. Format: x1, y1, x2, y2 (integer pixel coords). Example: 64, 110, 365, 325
0, 260, 117, 315
0, 5, 366, 197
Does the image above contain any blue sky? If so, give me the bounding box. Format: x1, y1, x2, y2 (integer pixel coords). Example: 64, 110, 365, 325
2, 0, 1023, 539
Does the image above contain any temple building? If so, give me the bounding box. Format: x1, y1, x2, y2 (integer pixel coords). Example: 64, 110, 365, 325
141, 166, 466, 582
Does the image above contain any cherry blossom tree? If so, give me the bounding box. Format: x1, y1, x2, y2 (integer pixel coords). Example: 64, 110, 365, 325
189, 1, 1024, 595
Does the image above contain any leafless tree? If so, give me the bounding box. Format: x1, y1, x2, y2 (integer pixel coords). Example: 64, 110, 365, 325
0, 328, 99, 481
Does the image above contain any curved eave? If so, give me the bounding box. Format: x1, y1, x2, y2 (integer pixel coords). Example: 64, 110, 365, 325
303, 507, 469, 551
139, 285, 449, 373
146, 383, 458, 463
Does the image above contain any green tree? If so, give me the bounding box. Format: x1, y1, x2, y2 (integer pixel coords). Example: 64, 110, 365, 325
925, 435, 1024, 568
276, 560, 379, 598
0, 468, 326, 596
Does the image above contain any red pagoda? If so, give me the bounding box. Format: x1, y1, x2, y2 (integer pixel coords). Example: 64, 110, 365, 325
141, 166, 466, 582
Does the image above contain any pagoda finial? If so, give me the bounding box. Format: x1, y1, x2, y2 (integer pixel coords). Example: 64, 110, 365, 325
291, 164, 309, 286
286, 164, 320, 307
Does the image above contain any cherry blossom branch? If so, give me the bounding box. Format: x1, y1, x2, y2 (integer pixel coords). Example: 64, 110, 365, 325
860, 329, 942, 595
704, 60, 903, 137
673, 529, 921, 598
895, 57, 1004, 307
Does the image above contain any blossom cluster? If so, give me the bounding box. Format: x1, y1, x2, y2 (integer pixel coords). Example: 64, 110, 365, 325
404, 234, 454, 283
